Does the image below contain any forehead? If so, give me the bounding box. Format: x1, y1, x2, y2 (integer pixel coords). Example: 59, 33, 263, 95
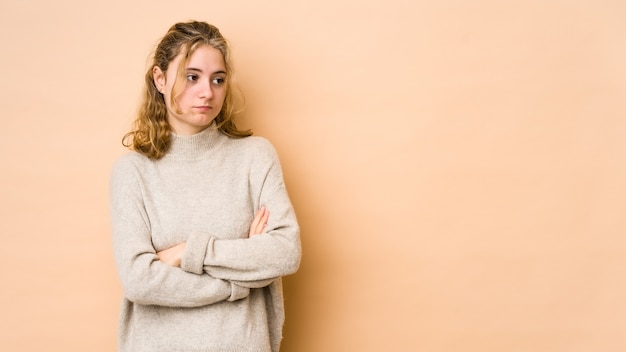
184, 45, 226, 72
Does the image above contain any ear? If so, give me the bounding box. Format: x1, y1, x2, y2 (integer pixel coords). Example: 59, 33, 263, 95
153, 66, 166, 93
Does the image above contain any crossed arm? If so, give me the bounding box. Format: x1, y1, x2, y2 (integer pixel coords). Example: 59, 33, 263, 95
157, 207, 278, 289
157, 206, 270, 266
110, 158, 277, 307
110, 206, 272, 307
111, 143, 300, 307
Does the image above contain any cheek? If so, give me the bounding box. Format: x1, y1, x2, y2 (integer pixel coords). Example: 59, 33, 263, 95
216, 89, 227, 104
171, 87, 193, 107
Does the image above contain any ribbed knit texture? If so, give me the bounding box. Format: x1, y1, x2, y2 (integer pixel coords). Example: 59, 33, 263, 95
110, 125, 301, 352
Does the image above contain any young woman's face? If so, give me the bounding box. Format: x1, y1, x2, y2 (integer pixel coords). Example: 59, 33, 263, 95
153, 45, 227, 135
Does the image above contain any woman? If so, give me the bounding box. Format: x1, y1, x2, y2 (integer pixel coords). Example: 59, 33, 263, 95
110, 20, 301, 352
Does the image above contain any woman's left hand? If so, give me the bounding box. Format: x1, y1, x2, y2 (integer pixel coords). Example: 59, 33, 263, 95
249, 206, 269, 237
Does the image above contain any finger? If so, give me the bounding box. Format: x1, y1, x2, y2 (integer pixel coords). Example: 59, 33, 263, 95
252, 210, 270, 236
249, 206, 266, 236
251, 207, 264, 228
260, 209, 270, 231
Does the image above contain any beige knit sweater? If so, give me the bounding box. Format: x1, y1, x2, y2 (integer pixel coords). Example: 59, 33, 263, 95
109, 125, 301, 351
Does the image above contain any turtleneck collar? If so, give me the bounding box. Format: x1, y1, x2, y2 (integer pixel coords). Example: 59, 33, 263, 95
166, 124, 223, 160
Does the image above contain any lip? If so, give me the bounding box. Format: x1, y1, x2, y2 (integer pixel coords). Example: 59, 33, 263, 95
193, 106, 212, 111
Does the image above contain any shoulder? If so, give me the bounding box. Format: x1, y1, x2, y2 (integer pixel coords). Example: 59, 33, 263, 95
110, 152, 153, 183
226, 135, 280, 162
112, 152, 148, 172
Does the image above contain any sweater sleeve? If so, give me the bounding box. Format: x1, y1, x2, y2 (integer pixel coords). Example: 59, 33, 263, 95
181, 142, 301, 282
110, 156, 249, 307
181, 231, 276, 288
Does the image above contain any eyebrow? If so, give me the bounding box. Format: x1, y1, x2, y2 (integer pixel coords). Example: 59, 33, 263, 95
186, 67, 227, 75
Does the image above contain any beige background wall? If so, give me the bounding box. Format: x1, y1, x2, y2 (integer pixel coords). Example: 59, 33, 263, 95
1, 0, 625, 351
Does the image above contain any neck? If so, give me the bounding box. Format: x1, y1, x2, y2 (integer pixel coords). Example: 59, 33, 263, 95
166, 124, 223, 160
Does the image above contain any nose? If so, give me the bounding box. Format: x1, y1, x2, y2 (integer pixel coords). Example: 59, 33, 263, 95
198, 79, 213, 99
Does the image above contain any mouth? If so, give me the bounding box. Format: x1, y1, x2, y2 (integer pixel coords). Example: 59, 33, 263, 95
194, 106, 212, 111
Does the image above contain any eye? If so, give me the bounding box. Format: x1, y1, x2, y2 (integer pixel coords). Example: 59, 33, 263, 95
212, 77, 225, 85
186, 74, 198, 82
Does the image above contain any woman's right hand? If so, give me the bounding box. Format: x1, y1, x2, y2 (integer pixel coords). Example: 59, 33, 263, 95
248, 206, 269, 237
156, 242, 186, 267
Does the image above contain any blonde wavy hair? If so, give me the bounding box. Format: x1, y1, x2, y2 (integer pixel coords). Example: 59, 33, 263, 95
123, 21, 250, 159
